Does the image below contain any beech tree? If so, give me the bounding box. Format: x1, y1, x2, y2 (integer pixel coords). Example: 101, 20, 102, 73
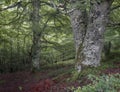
0, 0, 42, 70
0, 0, 120, 72
31, 0, 41, 70
0, 0, 72, 70
69, 0, 114, 72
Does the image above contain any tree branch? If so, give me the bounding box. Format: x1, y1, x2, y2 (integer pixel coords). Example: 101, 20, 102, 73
107, 22, 120, 27
0, 1, 22, 12
40, 1, 55, 8
0, 2, 31, 26
111, 5, 120, 11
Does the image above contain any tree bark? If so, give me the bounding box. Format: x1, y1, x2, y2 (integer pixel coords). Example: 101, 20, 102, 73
69, 0, 113, 72
69, 0, 87, 64
76, 0, 113, 72
31, 0, 41, 70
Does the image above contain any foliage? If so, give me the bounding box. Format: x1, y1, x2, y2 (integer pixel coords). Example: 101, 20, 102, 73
74, 74, 120, 92
0, 0, 120, 73
41, 59, 74, 69
0, 0, 74, 73
72, 63, 110, 79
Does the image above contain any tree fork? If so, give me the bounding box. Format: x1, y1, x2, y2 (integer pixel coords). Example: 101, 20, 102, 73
70, 0, 114, 72
77, 0, 114, 72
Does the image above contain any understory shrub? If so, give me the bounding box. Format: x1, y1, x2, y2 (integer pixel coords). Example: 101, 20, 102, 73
74, 74, 120, 92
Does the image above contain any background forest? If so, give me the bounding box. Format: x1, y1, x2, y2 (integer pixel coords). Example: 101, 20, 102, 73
0, 0, 75, 72
0, 0, 120, 92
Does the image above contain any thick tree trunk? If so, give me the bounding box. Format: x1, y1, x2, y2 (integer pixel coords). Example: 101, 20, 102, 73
69, 0, 113, 72
76, 0, 113, 72
31, 0, 41, 70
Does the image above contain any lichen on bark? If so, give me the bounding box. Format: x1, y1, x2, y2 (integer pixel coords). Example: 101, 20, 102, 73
70, 0, 114, 72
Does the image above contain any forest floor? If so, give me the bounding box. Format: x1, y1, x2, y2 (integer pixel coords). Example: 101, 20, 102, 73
0, 59, 120, 92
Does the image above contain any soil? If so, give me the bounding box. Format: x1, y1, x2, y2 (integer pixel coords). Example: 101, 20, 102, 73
0, 62, 120, 92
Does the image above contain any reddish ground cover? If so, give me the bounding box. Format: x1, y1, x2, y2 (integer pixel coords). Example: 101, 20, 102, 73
0, 71, 71, 92
0, 61, 120, 92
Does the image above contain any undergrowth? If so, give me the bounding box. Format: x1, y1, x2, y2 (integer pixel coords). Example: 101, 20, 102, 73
71, 55, 120, 81
73, 74, 120, 92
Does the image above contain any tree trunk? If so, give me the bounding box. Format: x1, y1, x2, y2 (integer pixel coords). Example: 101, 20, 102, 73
76, 0, 113, 72
69, 0, 113, 72
31, 0, 41, 70
69, 0, 87, 63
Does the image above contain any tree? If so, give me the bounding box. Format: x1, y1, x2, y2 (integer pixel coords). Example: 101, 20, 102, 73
0, 0, 42, 70
30, 0, 41, 70
0, 0, 119, 73
69, 0, 114, 72
0, 0, 73, 71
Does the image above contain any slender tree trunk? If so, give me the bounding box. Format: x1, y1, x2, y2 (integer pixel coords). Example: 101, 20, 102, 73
76, 0, 113, 72
31, 0, 41, 70
69, 0, 87, 62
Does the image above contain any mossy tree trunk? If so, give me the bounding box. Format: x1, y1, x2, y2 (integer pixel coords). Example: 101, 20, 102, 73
70, 0, 113, 72
31, 0, 41, 70
69, 0, 87, 68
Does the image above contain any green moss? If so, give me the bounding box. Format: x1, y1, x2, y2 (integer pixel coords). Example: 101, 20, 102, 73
76, 42, 85, 63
